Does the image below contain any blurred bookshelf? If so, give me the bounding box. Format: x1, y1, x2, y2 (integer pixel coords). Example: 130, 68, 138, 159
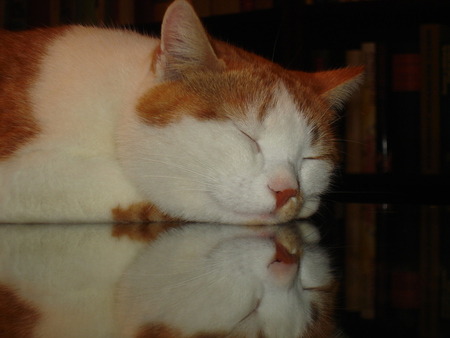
290, 1, 450, 337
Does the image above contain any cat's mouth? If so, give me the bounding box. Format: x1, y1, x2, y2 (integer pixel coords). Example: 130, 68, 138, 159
209, 188, 304, 225
248, 196, 303, 225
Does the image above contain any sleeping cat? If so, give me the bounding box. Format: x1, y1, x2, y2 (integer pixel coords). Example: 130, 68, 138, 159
0, 0, 363, 224
0, 221, 342, 337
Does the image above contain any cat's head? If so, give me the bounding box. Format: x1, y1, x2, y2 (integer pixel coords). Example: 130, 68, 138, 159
118, 0, 364, 224
116, 222, 339, 337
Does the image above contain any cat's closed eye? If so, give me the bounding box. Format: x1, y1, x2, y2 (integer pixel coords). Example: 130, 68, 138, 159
303, 155, 329, 160
240, 130, 261, 153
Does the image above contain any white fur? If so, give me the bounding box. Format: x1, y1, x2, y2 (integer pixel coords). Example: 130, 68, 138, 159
0, 26, 156, 222
0, 222, 334, 337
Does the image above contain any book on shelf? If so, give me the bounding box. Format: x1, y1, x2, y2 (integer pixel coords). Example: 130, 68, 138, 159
420, 24, 450, 175
0, 0, 6, 28
3, 0, 27, 30
239, 0, 273, 11
141, 0, 171, 23
211, 0, 240, 16
27, 0, 60, 27
191, 0, 213, 17
360, 42, 377, 174
134, 0, 274, 24
442, 43, 450, 174
67, 0, 106, 25
1, 0, 128, 28
59, 0, 76, 24
305, 0, 375, 4
389, 42, 421, 175
345, 49, 364, 174
375, 42, 392, 173
109, 0, 135, 26
344, 42, 377, 174
204, 0, 274, 17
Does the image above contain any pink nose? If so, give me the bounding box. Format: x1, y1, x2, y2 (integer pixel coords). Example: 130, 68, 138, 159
268, 238, 299, 283
273, 189, 298, 209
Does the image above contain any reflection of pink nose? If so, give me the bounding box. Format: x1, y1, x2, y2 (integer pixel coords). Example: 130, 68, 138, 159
272, 188, 298, 209
274, 239, 298, 265
269, 238, 299, 285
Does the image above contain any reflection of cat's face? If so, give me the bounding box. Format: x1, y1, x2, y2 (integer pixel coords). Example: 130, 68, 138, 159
117, 222, 337, 337
119, 69, 337, 225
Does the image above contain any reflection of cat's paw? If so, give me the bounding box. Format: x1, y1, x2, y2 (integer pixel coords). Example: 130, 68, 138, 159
274, 224, 303, 260
296, 221, 321, 245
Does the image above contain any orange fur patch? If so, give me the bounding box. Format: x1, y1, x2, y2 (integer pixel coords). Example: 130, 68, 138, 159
112, 202, 179, 223
303, 281, 340, 338
112, 221, 183, 243
0, 284, 41, 337
138, 39, 280, 128
137, 80, 215, 127
136, 323, 181, 338
136, 323, 230, 338
0, 27, 66, 161
137, 69, 276, 128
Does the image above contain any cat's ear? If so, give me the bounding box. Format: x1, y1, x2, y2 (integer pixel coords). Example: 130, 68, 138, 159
155, 0, 224, 81
301, 66, 365, 109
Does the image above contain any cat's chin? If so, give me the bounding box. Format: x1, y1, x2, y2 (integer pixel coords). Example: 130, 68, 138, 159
297, 199, 321, 219
253, 198, 320, 225
195, 196, 323, 225
235, 198, 305, 225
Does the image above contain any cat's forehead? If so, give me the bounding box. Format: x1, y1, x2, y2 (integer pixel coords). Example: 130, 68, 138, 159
185, 69, 280, 120
137, 67, 318, 128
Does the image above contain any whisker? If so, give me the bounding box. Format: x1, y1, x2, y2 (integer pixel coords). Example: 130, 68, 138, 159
128, 261, 224, 277
141, 152, 228, 179
139, 175, 218, 187
138, 158, 219, 182
166, 270, 230, 309
271, 16, 283, 62
179, 188, 215, 192
146, 152, 224, 176
128, 263, 227, 301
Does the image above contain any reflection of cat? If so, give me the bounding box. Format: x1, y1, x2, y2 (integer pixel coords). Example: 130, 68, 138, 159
0, 0, 363, 224
0, 222, 341, 337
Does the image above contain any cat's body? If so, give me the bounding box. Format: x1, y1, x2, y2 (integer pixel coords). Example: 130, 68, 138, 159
0, 25, 159, 223
0, 0, 363, 224
0, 221, 340, 337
